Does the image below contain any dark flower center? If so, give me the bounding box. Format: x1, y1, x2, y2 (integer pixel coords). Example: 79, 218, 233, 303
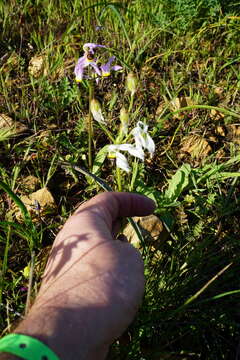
87, 53, 94, 60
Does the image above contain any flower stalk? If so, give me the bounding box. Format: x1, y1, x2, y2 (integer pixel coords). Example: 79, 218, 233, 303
88, 82, 94, 169
116, 167, 122, 192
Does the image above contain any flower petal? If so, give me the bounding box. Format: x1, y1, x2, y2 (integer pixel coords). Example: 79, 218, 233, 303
132, 127, 145, 149
74, 56, 88, 81
115, 152, 131, 172
137, 121, 148, 132
111, 65, 123, 72
125, 145, 145, 160
101, 56, 114, 76
145, 134, 155, 155
83, 43, 106, 54
116, 144, 144, 161
90, 62, 102, 77
132, 121, 155, 155
101, 56, 122, 76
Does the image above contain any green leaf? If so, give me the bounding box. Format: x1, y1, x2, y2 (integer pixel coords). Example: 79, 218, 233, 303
92, 145, 109, 175
0, 181, 38, 250
164, 163, 192, 202
135, 179, 159, 203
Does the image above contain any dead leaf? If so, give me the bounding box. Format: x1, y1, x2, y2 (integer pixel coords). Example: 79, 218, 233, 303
226, 124, 240, 145
214, 87, 224, 96
28, 55, 47, 78
169, 96, 195, 120
181, 135, 211, 160
140, 65, 156, 78
123, 215, 168, 249
0, 113, 28, 134
215, 126, 226, 137
170, 96, 194, 111
156, 101, 166, 116
210, 108, 225, 121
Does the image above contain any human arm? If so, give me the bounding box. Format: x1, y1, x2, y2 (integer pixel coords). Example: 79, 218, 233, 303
0, 192, 155, 360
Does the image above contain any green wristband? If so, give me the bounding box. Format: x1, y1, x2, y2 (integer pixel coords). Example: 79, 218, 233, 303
0, 334, 60, 360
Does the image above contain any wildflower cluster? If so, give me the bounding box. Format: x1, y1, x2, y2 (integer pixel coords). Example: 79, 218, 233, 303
74, 43, 122, 83
74, 42, 155, 180
108, 121, 155, 173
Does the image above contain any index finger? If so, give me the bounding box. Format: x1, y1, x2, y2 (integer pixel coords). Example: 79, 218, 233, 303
76, 192, 156, 228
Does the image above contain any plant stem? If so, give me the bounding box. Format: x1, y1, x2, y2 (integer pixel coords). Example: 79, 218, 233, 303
128, 93, 134, 112
116, 167, 122, 191
25, 251, 35, 315
88, 82, 94, 169
130, 158, 138, 191
87, 115, 93, 169
0, 225, 11, 305
99, 123, 115, 142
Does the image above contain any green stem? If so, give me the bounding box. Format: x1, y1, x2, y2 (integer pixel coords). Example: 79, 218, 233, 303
130, 158, 139, 191
88, 82, 94, 169
116, 167, 122, 191
25, 251, 35, 315
0, 226, 11, 305
128, 93, 134, 112
88, 115, 93, 169
99, 123, 115, 142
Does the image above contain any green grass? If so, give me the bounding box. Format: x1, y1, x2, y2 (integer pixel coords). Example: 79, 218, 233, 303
1, 0, 240, 358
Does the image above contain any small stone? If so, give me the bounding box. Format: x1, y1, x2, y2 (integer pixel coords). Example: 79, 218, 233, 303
14, 187, 56, 221
123, 215, 168, 249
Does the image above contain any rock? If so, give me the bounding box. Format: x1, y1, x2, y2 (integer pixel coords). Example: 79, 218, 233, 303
14, 187, 56, 221
123, 215, 168, 249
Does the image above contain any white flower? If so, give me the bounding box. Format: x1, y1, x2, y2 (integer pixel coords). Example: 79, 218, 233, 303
108, 143, 144, 172
132, 121, 155, 156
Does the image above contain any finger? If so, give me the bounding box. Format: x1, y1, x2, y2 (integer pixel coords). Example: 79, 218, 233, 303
112, 217, 127, 238
75, 192, 155, 229
57, 192, 155, 249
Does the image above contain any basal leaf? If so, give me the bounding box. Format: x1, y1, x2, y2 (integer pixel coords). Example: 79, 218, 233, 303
164, 163, 192, 202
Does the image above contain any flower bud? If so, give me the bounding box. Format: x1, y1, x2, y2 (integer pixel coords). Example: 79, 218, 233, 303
126, 72, 138, 95
90, 98, 106, 124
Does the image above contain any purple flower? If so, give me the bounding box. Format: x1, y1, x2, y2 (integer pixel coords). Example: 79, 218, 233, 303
74, 43, 122, 82
74, 43, 106, 82
100, 56, 122, 77
74, 53, 101, 82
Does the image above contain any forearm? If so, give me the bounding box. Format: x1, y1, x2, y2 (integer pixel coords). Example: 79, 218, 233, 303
0, 303, 109, 360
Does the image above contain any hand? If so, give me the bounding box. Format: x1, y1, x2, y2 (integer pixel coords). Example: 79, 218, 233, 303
16, 192, 155, 360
